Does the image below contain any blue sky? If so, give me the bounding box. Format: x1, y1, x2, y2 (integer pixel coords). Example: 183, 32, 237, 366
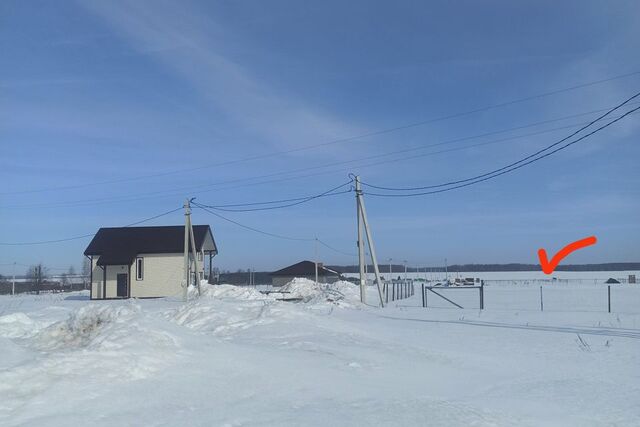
1, 0, 639, 274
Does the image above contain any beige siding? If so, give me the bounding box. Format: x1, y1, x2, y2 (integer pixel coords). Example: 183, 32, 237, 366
90, 251, 205, 299
90, 257, 105, 299
131, 252, 204, 298
90, 258, 128, 299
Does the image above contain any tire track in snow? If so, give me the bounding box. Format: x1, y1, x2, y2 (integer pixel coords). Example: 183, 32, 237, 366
372, 314, 640, 339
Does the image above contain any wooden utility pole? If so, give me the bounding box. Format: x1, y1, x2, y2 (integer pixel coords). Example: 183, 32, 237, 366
355, 175, 385, 307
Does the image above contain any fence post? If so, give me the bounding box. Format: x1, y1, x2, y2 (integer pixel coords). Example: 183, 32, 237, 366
608, 285, 611, 313
421, 284, 425, 307
540, 286, 543, 312
480, 281, 484, 310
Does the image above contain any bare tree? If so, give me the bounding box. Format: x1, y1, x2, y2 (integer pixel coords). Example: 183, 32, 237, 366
82, 258, 91, 289
26, 264, 47, 295
65, 265, 76, 291
60, 272, 69, 288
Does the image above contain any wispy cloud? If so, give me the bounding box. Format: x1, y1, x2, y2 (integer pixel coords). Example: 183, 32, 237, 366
80, 0, 364, 155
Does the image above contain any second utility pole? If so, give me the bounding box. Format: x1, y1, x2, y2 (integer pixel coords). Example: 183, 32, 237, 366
183, 199, 191, 302
355, 176, 385, 307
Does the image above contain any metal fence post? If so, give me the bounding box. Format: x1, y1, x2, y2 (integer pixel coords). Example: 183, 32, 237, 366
540, 286, 543, 312
608, 285, 611, 313
480, 281, 484, 310
421, 283, 425, 307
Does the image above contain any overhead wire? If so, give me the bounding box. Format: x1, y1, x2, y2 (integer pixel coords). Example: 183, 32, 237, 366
0, 206, 183, 246
362, 90, 640, 192
363, 103, 640, 197
6, 101, 639, 211
4, 70, 639, 196
193, 202, 357, 257
196, 180, 353, 212
192, 202, 314, 242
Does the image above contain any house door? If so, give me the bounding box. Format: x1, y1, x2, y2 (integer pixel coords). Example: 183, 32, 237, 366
117, 274, 128, 298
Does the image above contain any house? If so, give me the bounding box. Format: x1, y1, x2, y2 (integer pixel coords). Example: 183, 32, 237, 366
84, 225, 217, 299
270, 260, 342, 286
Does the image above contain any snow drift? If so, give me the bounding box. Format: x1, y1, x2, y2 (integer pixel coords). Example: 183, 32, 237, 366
278, 278, 361, 306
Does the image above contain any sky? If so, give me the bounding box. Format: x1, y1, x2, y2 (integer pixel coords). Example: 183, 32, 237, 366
1, 0, 640, 274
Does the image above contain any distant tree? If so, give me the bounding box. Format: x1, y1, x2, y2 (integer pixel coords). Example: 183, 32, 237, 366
64, 266, 76, 290
26, 264, 48, 294
60, 272, 69, 288
81, 258, 91, 289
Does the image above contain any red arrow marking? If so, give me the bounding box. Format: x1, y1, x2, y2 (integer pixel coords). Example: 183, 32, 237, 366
538, 236, 597, 275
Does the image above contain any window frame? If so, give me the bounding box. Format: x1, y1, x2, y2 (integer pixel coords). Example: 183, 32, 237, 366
135, 257, 144, 281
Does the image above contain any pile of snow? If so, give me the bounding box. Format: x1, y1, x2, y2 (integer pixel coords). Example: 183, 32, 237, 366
32, 304, 140, 351
0, 312, 47, 339
279, 278, 361, 306
198, 283, 272, 301
171, 284, 276, 335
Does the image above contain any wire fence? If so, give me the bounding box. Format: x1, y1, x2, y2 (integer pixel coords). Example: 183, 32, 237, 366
415, 282, 640, 314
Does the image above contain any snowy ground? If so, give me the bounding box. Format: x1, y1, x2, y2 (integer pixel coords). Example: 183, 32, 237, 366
1, 279, 639, 426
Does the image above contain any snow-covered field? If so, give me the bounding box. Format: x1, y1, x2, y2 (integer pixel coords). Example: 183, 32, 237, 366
1, 278, 639, 426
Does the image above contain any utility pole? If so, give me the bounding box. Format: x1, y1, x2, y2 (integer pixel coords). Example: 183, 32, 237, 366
36, 264, 41, 295
356, 178, 366, 303
183, 199, 190, 302
187, 205, 202, 296
314, 238, 319, 286
354, 175, 385, 307
403, 260, 408, 280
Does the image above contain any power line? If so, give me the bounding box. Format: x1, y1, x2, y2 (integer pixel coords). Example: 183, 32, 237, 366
193, 202, 313, 241
362, 90, 640, 192
316, 239, 358, 257
0, 206, 183, 246
6, 101, 637, 211
193, 202, 357, 257
4, 70, 639, 196
364, 103, 640, 197
2, 109, 633, 214
196, 180, 353, 212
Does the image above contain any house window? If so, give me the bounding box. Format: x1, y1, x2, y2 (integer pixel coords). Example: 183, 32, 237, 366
198, 251, 203, 262
136, 257, 144, 280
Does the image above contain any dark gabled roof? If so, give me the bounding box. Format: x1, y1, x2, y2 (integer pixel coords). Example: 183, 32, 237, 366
270, 260, 341, 277
84, 225, 217, 266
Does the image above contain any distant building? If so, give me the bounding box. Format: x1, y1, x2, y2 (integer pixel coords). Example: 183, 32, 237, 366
84, 225, 217, 299
270, 260, 342, 286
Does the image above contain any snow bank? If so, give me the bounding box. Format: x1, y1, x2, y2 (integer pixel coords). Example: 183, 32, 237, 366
32, 304, 141, 351
199, 283, 272, 300
170, 284, 275, 335
0, 312, 47, 339
279, 278, 361, 306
